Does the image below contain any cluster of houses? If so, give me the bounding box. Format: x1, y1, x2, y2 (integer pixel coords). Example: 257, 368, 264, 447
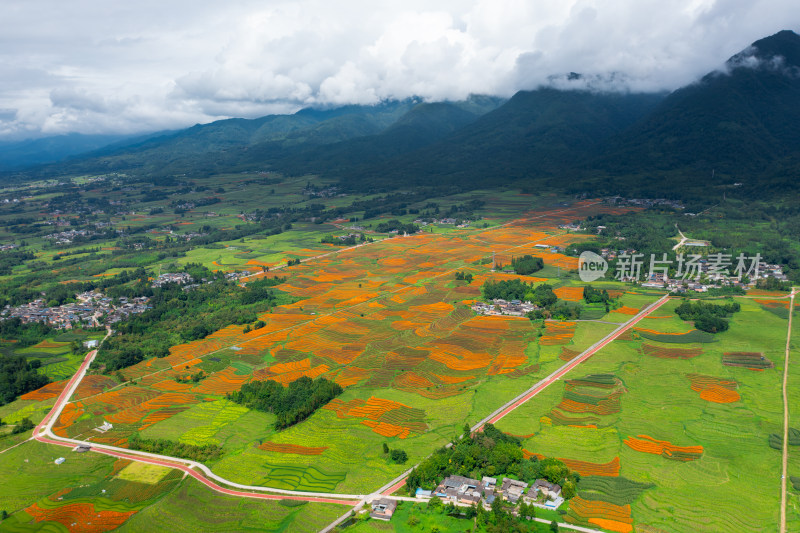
0, 243, 18, 251
366, 474, 566, 522
1, 291, 150, 328
151, 272, 193, 287
302, 185, 345, 198
427, 475, 563, 510
593, 246, 790, 292
471, 298, 538, 317
636, 260, 789, 293
43, 228, 99, 244
604, 196, 685, 210
414, 218, 471, 228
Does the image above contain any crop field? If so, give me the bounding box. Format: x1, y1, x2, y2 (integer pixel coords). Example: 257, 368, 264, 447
37, 200, 670, 496
115, 477, 343, 533
2, 331, 103, 381
495, 296, 790, 532
0, 442, 338, 533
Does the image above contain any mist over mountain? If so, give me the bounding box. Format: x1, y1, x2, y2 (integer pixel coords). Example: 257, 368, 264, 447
3, 30, 799, 200
0, 133, 137, 171
591, 29, 800, 194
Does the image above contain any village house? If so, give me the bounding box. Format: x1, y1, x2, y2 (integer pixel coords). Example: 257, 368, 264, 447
531, 479, 561, 499
151, 272, 193, 287
499, 478, 528, 504
2, 290, 149, 329
368, 498, 398, 521
471, 298, 536, 317
434, 475, 485, 505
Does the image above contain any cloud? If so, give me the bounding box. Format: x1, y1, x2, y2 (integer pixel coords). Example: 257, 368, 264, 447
0, 0, 798, 139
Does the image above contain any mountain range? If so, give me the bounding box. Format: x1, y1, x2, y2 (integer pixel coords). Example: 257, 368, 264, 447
3, 30, 800, 200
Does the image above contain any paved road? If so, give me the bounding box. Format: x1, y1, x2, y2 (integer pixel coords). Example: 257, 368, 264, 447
377, 294, 672, 499
484, 294, 671, 425
32, 289, 673, 527
33, 331, 359, 506
780, 288, 797, 533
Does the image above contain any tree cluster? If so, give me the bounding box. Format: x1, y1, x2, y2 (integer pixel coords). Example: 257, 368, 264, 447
674, 300, 740, 333
382, 442, 408, 464
419, 496, 539, 533
756, 276, 793, 292
583, 286, 612, 304
405, 423, 578, 498
95, 269, 285, 372
0, 318, 54, 348
227, 376, 343, 430
11, 417, 34, 434
511, 255, 544, 275
454, 271, 473, 283
321, 233, 366, 246
0, 354, 50, 406
482, 280, 557, 308
374, 219, 420, 234
175, 370, 206, 384
127, 434, 223, 462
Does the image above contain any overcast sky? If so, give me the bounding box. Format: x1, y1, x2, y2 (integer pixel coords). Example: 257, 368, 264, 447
0, 0, 797, 139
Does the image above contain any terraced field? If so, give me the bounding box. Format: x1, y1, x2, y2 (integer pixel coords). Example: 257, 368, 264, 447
0, 441, 340, 533
43, 201, 663, 496
3, 196, 793, 533
496, 297, 790, 532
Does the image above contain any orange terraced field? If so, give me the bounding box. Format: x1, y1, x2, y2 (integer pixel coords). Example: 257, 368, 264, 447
567, 496, 633, 533
258, 442, 328, 455
44, 200, 668, 502
31, 339, 69, 349
686, 373, 740, 403
554, 286, 584, 301
559, 456, 620, 477
624, 434, 703, 461
539, 321, 576, 345
26, 501, 137, 533
20, 379, 68, 401
642, 344, 702, 359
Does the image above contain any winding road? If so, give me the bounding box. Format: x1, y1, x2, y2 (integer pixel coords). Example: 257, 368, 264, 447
376, 293, 672, 499
30, 292, 671, 519
33, 330, 360, 506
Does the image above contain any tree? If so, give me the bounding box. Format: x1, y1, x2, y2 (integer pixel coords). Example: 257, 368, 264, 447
390, 449, 408, 464
464, 504, 477, 519
583, 286, 611, 304
382, 442, 389, 454
427, 496, 443, 511
550, 520, 559, 532
561, 479, 576, 499
491, 496, 504, 518
12, 418, 34, 434
519, 501, 535, 520
511, 255, 544, 275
